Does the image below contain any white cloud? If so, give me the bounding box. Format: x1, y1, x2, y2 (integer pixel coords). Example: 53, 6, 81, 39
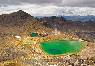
0, 4, 59, 16
0, 0, 95, 7
1, 4, 95, 16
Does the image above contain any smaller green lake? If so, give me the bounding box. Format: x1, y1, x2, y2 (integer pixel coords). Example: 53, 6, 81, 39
41, 40, 84, 55
31, 32, 39, 37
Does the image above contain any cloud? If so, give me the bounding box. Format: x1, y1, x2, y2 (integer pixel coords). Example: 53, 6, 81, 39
0, 0, 62, 5
61, 0, 95, 7
1, 4, 95, 16
0, 4, 59, 16
21, 0, 61, 4
0, 0, 95, 7
0, 0, 21, 5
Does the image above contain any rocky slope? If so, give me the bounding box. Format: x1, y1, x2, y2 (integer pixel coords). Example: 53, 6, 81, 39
0, 10, 95, 66
0, 10, 52, 35
39, 16, 95, 42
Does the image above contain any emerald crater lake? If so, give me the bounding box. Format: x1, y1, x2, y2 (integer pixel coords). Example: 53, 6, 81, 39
41, 40, 84, 55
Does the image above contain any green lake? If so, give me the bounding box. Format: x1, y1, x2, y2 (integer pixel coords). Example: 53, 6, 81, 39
41, 40, 84, 55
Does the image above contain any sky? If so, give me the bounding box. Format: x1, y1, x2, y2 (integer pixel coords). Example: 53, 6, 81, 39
0, 0, 95, 16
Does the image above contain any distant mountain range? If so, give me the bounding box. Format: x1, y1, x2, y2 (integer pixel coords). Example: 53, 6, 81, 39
64, 16, 95, 22
36, 16, 95, 22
